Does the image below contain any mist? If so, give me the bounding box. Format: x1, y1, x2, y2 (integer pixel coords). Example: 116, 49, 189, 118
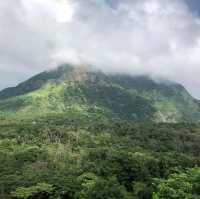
0, 0, 200, 98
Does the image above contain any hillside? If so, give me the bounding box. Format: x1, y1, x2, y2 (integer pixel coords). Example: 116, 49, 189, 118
1, 117, 200, 199
0, 65, 200, 198
0, 64, 199, 122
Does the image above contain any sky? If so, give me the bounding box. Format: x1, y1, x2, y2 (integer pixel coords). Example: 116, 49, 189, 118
1, 0, 200, 98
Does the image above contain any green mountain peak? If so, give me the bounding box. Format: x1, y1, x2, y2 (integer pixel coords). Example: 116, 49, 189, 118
0, 64, 199, 122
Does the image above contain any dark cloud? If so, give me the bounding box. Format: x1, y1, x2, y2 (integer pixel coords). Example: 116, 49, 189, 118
185, 0, 200, 15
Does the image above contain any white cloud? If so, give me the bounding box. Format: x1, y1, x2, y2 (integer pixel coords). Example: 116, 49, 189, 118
0, 0, 200, 97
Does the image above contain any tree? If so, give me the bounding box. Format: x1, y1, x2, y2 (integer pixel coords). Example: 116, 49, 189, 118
153, 167, 200, 199
11, 183, 55, 199
76, 173, 130, 199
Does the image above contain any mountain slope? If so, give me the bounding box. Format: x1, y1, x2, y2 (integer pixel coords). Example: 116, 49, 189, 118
0, 64, 199, 122
0, 65, 72, 100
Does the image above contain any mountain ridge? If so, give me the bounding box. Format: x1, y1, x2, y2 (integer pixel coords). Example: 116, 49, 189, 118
0, 64, 199, 122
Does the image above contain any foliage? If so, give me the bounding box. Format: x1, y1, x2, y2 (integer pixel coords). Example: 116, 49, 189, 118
11, 183, 55, 199
152, 167, 200, 199
0, 65, 200, 122
0, 65, 200, 198
0, 118, 200, 198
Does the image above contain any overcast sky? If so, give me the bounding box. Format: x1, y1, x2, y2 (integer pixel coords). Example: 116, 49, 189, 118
1, 0, 200, 98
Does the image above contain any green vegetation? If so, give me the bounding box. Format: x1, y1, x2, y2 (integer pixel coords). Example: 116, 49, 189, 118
0, 117, 200, 198
153, 167, 200, 199
0, 65, 199, 122
0, 65, 200, 198
11, 183, 55, 199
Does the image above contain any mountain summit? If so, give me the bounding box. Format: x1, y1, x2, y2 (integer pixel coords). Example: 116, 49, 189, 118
0, 64, 199, 122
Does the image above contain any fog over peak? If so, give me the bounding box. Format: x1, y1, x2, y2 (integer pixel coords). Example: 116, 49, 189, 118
0, 0, 200, 97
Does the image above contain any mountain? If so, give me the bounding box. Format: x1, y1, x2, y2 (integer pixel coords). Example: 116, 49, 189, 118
0, 64, 199, 122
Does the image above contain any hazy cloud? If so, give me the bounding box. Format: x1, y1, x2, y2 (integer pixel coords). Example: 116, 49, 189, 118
0, 0, 200, 97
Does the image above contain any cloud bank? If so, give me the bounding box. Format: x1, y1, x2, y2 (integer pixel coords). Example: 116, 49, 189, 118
0, 0, 200, 97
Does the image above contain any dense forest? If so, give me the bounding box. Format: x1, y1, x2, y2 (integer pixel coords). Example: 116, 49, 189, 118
0, 65, 200, 198
1, 116, 200, 198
